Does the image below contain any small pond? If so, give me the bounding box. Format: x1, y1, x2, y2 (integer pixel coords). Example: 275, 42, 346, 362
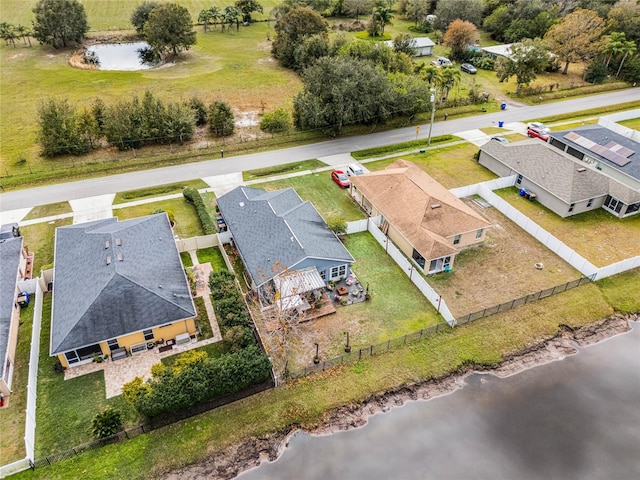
85, 42, 161, 71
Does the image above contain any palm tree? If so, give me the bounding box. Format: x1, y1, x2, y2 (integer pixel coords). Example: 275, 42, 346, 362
439, 66, 461, 102
0, 22, 17, 47
15, 24, 31, 46
420, 64, 442, 87
604, 32, 626, 68
222, 6, 240, 33
374, 7, 393, 36
616, 40, 637, 78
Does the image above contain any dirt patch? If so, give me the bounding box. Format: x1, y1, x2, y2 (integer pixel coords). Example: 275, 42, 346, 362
161, 313, 637, 480
428, 199, 581, 317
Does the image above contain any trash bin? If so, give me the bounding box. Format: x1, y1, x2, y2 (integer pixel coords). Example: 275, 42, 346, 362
501, 102, 507, 110
498, 121, 504, 127
519, 189, 526, 197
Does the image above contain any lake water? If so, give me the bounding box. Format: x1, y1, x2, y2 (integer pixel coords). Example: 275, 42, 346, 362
239, 324, 640, 480
85, 42, 157, 71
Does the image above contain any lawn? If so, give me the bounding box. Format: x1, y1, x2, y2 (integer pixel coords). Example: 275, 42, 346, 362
14, 275, 626, 479
427, 199, 580, 317
494, 188, 640, 267
243, 159, 327, 181
114, 198, 204, 238
113, 180, 208, 204
22, 202, 72, 220
596, 267, 640, 314
619, 117, 640, 130
0, 303, 34, 464
35, 295, 141, 457
20, 219, 73, 272
256, 232, 442, 375
365, 142, 497, 188
257, 173, 366, 222
196, 247, 227, 271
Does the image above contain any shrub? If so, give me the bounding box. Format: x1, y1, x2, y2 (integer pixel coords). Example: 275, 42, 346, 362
122, 346, 272, 417
260, 108, 292, 133
215, 295, 249, 327
583, 60, 608, 84
326, 216, 347, 235
222, 325, 255, 351
92, 408, 123, 439
182, 187, 216, 234
209, 270, 237, 300
208, 101, 235, 137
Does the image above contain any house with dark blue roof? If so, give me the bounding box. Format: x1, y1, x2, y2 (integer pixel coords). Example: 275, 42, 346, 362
0, 235, 27, 405
217, 186, 354, 299
51, 214, 196, 368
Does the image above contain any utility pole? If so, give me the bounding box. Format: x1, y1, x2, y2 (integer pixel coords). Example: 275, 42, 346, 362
427, 88, 437, 146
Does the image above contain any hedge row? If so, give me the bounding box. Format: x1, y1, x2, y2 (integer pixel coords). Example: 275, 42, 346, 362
123, 346, 272, 417
183, 187, 216, 234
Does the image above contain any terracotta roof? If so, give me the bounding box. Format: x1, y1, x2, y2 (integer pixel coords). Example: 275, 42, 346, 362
351, 160, 490, 259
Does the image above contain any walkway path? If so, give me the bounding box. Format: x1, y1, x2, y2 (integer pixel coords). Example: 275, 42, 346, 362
189, 250, 223, 343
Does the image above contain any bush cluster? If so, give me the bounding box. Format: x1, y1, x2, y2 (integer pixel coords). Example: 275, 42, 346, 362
209, 270, 255, 350
122, 346, 271, 417
182, 187, 216, 234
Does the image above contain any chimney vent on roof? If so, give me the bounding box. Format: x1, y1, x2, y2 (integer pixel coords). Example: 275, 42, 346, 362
104, 240, 110, 249
106, 255, 112, 265
115, 238, 122, 246
431, 204, 441, 209
239, 201, 245, 207
577, 167, 586, 172
117, 252, 123, 261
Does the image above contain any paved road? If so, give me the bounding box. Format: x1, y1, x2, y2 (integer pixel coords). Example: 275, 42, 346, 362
1, 89, 637, 211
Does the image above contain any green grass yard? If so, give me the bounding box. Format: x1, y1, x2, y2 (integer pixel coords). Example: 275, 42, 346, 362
365, 142, 497, 188
257, 173, 366, 222
114, 198, 204, 238
113, 180, 208, 204
196, 247, 227, 271
20, 219, 72, 273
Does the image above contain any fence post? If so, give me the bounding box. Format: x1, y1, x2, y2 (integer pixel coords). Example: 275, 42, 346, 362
370, 345, 373, 355
404, 334, 407, 345
387, 339, 390, 350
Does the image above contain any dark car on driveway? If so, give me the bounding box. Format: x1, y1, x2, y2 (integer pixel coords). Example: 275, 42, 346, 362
331, 169, 350, 188
461, 63, 477, 74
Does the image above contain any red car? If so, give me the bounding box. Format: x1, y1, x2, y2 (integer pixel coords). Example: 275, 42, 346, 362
527, 125, 550, 141
331, 169, 350, 188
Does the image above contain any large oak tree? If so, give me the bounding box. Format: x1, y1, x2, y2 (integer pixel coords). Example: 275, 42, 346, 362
544, 8, 605, 75
143, 3, 197, 58
32, 0, 88, 49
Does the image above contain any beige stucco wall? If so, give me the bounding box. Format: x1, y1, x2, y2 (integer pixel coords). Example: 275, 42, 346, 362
449, 229, 486, 249
58, 317, 196, 368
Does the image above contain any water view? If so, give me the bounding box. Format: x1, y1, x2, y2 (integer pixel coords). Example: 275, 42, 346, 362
239, 323, 640, 480
85, 42, 159, 71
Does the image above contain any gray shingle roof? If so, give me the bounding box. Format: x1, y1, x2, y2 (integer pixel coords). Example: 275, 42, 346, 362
481, 140, 611, 202
217, 186, 354, 287
51, 214, 195, 355
0, 237, 23, 380
549, 126, 640, 181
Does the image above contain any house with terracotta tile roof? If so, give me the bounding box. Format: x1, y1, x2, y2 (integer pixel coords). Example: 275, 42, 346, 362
51, 214, 196, 368
349, 160, 491, 274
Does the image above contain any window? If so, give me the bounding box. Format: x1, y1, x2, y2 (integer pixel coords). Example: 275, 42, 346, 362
107, 339, 119, 352
330, 264, 347, 280
475, 229, 483, 239
453, 234, 461, 245
569, 203, 575, 213
587, 198, 593, 208
625, 202, 640, 215
412, 249, 426, 269
319, 269, 327, 281
65, 351, 79, 364
143, 329, 154, 341
604, 195, 623, 214
516, 174, 523, 185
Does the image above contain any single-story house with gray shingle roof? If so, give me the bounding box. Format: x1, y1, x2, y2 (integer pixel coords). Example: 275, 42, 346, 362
547, 126, 640, 217
0, 235, 27, 404
217, 186, 354, 298
51, 214, 196, 368
479, 138, 639, 218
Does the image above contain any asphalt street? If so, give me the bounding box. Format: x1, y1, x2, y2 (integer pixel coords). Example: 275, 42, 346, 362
1, 89, 637, 211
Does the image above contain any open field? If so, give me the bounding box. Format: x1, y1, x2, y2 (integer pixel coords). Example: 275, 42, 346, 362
494, 188, 640, 267
428, 199, 580, 317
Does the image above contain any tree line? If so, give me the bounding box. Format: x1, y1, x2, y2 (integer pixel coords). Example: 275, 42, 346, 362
37, 92, 235, 157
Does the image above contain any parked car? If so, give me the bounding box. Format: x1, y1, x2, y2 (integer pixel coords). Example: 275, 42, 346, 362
460, 63, 477, 74
491, 135, 510, 145
527, 125, 550, 141
331, 169, 351, 188
527, 122, 549, 133
347, 163, 364, 176
430, 56, 452, 68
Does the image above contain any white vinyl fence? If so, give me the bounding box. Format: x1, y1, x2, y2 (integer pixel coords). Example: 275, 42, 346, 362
363, 220, 456, 326
598, 109, 640, 142
175, 234, 218, 253
0, 282, 44, 478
